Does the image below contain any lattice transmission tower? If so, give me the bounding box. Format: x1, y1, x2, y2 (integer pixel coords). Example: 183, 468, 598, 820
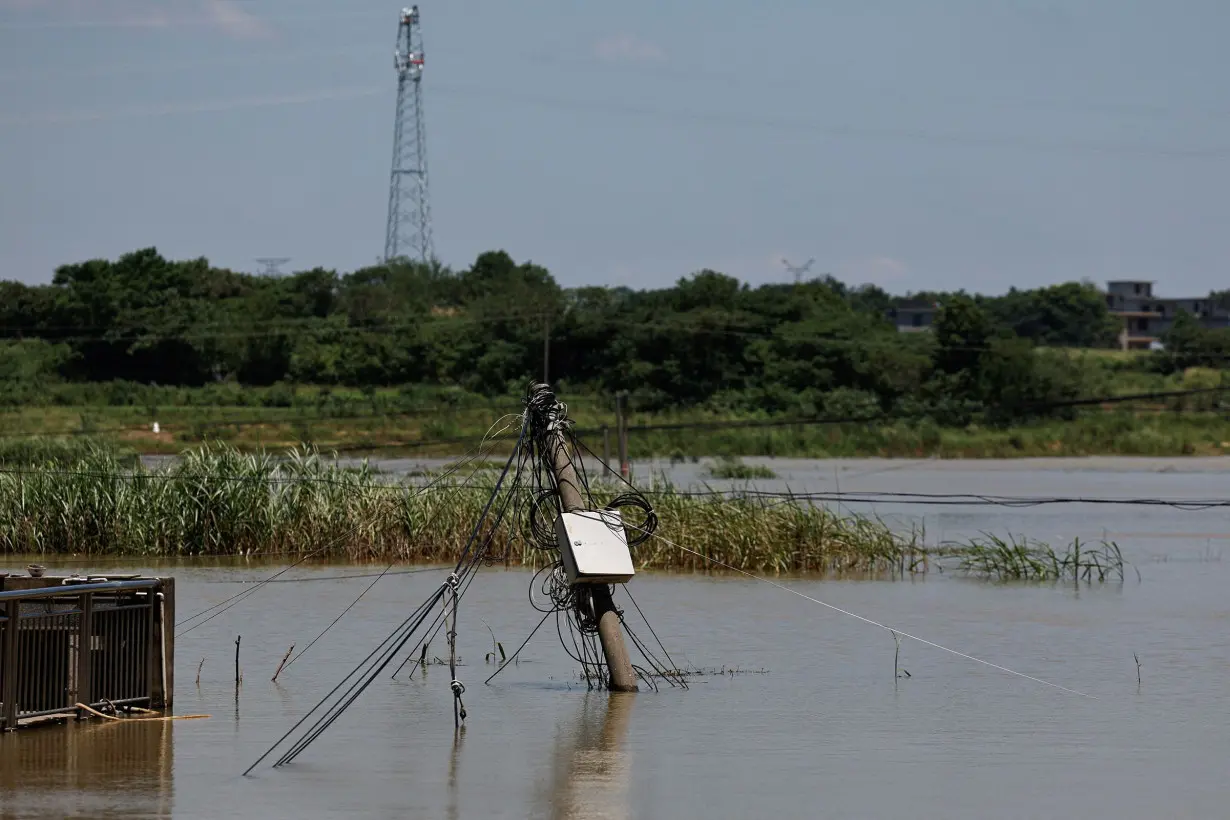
781, 256, 815, 284
383, 6, 434, 264
255, 257, 291, 276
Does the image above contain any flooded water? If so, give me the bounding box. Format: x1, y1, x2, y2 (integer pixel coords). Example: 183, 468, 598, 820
4, 458, 1230, 819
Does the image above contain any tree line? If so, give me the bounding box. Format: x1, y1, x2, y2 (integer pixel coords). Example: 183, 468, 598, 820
0, 247, 1209, 421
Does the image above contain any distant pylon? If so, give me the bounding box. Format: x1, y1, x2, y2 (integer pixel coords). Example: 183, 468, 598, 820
781, 257, 815, 284
255, 257, 292, 276
383, 6, 434, 264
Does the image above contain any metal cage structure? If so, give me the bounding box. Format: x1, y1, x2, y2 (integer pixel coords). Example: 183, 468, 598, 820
0, 579, 174, 730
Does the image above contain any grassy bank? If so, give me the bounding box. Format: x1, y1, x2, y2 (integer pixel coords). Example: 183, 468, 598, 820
6, 408, 1230, 463
0, 443, 1123, 582
632, 411, 1230, 459
2, 357, 1229, 459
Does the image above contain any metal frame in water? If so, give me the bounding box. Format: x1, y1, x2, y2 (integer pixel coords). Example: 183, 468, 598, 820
0, 577, 175, 730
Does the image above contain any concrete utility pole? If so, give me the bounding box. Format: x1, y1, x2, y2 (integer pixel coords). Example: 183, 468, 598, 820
537, 385, 638, 692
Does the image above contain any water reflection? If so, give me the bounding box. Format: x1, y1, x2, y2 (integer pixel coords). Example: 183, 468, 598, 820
542, 694, 634, 820
0, 719, 173, 818
447, 727, 465, 820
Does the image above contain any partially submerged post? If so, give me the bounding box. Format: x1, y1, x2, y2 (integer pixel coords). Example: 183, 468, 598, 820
530, 384, 638, 692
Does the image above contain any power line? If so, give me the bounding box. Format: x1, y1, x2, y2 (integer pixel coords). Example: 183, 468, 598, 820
428, 82, 1230, 162
243, 416, 530, 772
519, 52, 1230, 126
6, 384, 1230, 494
0, 393, 606, 442
7, 464, 1230, 511
2, 383, 1227, 455
0, 87, 380, 128
2, 14, 1228, 130
575, 384, 1230, 437
0, 9, 386, 30
3, 72, 1230, 163
638, 522, 1097, 699
0, 46, 372, 84
638, 488, 1230, 511
0, 303, 1185, 354
171, 433, 515, 635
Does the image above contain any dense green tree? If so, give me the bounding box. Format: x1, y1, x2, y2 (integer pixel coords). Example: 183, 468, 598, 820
1156, 311, 1230, 373
1, 246, 1156, 423
985, 282, 1118, 347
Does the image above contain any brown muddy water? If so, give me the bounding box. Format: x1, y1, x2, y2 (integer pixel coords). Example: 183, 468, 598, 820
3, 458, 1230, 819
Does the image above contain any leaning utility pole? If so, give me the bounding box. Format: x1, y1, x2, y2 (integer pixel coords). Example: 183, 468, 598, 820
531, 384, 637, 692
383, 6, 434, 264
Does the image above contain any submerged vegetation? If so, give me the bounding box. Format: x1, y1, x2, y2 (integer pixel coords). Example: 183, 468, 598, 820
946, 533, 1128, 582
706, 456, 778, 480
0, 443, 1128, 583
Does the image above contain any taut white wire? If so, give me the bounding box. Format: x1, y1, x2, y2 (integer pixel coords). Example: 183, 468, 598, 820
573, 505, 1098, 700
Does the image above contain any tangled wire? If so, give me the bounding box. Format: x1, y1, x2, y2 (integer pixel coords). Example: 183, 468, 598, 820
519, 384, 679, 690
244, 385, 687, 775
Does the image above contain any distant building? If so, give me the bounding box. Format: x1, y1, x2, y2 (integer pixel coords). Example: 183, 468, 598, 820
886, 282, 1228, 347
887, 301, 939, 332
1105, 280, 1230, 350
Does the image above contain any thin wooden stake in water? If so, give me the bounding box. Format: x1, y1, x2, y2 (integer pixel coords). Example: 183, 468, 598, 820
615, 392, 630, 480
892, 630, 909, 681
196, 658, 205, 686
272, 644, 295, 682
235, 636, 242, 686
1134, 652, 1141, 686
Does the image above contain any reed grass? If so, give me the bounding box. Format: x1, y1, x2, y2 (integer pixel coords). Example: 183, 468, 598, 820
585, 477, 928, 576
706, 456, 777, 480
945, 533, 1126, 582
0, 442, 919, 573
0, 436, 134, 467
0, 442, 1128, 582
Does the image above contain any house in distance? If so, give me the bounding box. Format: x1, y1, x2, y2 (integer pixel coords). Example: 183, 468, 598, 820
1105, 280, 1230, 351
886, 280, 1229, 351
886, 300, 939, 332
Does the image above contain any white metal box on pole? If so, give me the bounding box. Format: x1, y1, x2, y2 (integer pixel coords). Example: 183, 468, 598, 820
554, 509, 635, 585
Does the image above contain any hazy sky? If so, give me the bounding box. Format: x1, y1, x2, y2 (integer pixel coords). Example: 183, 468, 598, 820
2, 0, 1229, 295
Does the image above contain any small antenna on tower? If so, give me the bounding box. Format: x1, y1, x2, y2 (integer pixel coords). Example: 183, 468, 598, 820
255, 258, 292, 277
781, 257, 815, 284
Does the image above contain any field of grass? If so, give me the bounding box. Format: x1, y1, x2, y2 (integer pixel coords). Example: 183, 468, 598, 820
634, 411, 1230, 459
2, 360, 1229, 460
5, 408, 1230, 461
0, 442, 1125, 582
